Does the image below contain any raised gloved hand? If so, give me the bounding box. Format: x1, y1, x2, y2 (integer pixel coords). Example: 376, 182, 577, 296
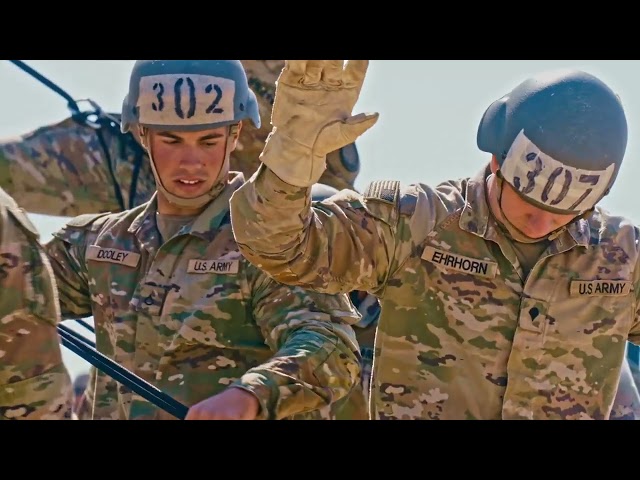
260, 60, 379, 187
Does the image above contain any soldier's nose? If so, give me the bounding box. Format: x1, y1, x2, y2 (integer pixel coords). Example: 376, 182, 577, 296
179, 155, 203, 167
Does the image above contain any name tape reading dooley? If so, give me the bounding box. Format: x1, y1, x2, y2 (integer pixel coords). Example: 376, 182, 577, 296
422, 246, 498, 278
87, 246, 141, 267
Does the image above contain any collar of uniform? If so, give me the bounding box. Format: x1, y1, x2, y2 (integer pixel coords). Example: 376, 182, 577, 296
183, 172, 245, 240
552, 216, 590, 250
127, 172, 245, 242
458, 165, 492, 238
127, 194, 162, 252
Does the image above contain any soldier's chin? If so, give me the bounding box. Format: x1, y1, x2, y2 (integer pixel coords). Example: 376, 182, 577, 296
171, 181, 210, 197
515, 223, 554, 240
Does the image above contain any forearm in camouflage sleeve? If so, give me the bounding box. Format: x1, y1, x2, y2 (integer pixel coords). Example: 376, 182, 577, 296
230, 165, 395, 295
231, 275, 362, 420
0, 201, 73, 419
0, 291, 73, 420
0, 116, 153, 217
0, 362, 73, 420
42, 235, 93, 319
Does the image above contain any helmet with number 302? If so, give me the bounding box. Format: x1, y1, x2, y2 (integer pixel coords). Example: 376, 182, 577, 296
477, 68, 628, 215
120, 60, 261, 134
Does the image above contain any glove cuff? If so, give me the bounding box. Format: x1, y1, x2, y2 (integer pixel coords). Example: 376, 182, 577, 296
259, 130, 327, 187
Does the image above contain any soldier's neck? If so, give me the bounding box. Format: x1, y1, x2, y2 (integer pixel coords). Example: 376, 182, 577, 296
156, 192, 207, 217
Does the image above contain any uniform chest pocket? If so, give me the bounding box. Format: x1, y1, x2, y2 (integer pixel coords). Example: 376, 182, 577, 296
545, 279, 634, 342
85, 245, 143, 318
419, 245, 506, 309
163, 273, 265, 351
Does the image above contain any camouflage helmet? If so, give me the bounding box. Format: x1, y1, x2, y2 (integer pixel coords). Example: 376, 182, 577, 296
121, 60, 260, 134
477, 68, 628, 215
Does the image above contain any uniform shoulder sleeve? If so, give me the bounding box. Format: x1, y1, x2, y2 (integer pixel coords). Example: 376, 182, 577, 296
0, 187, 40, 240
361, 179, 419, 228
52, 211, 114, 245
64, 211, 114, 229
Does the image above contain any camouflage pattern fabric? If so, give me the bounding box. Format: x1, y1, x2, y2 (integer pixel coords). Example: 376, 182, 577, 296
0, 61, 360, 218
609, 350, 640, 420
229, 164, 640, 420
0, 115, 150, 217
0, 187, 73, 419
43, 172, 363, 420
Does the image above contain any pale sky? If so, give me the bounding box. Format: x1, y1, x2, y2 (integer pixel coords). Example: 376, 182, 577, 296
2, 59, 639, 378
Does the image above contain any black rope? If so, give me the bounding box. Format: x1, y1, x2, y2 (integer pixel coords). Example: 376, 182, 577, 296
9, 60, 81, 116
75, 318, 95, 334
7, 59, 148, 212
58, 323, 189, 419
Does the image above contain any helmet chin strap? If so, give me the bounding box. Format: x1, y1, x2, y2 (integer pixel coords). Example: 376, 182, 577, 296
487, 173, 567, 244
139, 124, 239, 209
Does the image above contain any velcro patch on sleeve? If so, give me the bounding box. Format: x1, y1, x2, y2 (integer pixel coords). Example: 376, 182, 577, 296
364, 180, 400, 205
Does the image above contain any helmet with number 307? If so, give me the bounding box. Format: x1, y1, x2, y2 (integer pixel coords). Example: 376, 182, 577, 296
120, 60, 261, 134
477, 68, 628, 215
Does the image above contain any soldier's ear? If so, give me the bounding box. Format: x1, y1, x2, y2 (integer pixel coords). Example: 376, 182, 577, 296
233, 121, 243, 140
228, 122, 242, 150
138, 125, 150, 149
130, 125, 144, 148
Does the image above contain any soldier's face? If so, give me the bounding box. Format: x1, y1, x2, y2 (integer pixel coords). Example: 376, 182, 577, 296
148, 126, 234, 198
499, 179, 577, 238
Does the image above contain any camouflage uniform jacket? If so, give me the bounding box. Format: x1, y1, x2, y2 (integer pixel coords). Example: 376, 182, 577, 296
43, 172, 362, 420
0, 187, 73, 419
229, 165, 640, 420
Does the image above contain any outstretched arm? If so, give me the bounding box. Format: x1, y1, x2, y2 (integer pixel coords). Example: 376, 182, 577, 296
230, 60, 395, 295
0, 115, 153, 217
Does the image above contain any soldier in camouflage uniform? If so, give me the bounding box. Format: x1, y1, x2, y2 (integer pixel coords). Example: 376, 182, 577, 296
41, 60, 363, 420
0, 187, 73, 419
4, 61, 637, 420
310, 181, 640, 419
0, 60, 361, 218
0, 59, 368, 419
230, 60, 640, 419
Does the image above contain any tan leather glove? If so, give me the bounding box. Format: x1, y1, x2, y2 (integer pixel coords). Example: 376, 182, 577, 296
260, 60, 379, 187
